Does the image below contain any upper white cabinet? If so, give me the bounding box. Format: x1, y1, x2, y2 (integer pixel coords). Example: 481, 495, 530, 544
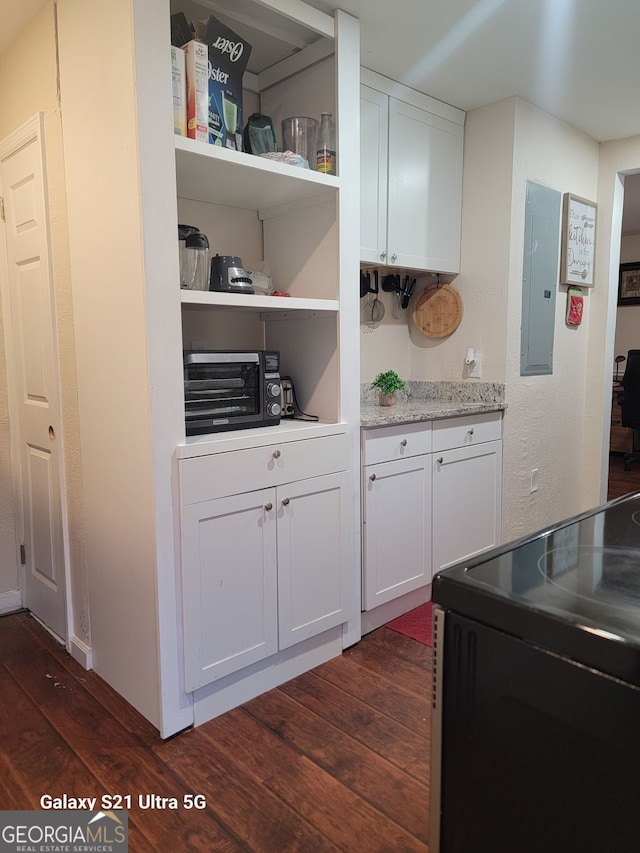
360, 70, 465, 274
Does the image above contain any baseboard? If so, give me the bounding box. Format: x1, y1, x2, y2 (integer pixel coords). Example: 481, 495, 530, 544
361, 584, 431, 635
0, 589, 22, 615
69, 635, 93, 670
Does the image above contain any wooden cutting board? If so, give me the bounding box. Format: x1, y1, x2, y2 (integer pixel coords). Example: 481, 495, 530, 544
412, 283, 463, 338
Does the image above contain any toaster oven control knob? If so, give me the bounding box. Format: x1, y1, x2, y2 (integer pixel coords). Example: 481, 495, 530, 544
266, 382, 281, 398
267, 402, 281, 417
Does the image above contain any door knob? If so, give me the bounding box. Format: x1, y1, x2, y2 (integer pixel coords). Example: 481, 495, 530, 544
400, 439, 407, 447
437, 457, 443, 464
48, 426, 55, 440
264, 502, 273, 511
281, 497, 290, 506
369, 473, 376, 482
272, 449, 281, 459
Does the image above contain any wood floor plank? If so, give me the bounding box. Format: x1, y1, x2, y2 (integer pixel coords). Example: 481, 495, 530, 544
155, 726, 333, 852
245, 685, 429, 841
343, 641, 432, 699
313, 651, 430, 734
1, 610, 432, 852
277, 669, 430, 783
196, 707, 429, 853
366, 626, 433, 670
7, 648, 245, 852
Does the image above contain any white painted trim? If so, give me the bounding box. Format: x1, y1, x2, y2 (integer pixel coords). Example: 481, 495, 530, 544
0, 590, 23, 615
361, 67, 466, 126
249, 0, 334, 38
256, 38, 334, 92
69, 635, 93, 670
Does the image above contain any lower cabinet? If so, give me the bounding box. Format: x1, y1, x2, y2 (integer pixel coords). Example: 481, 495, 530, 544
432, 440, 503, 573
361, 412, 503, 617
180, 437, 351, 693
362, 455, 431, 610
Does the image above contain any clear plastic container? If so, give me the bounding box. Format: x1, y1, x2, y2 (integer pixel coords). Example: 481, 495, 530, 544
281, 117, 319, 168
184, 232, 210, 291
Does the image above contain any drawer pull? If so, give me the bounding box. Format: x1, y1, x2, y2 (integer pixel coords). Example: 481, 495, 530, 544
468, 428, 474, 436
369, 473, 377, 482
272, 449, 281, 459
400, 439, 407, 447
281, 497, 290, 506
437, 457, 443, 464
264, 502, 273, 512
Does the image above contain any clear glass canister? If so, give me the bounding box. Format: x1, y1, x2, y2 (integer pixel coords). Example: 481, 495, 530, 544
184, 232, 210, 291
316, 112, 336, 175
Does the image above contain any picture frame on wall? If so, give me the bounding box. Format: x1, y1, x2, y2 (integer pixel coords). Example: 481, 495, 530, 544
560, 193, 597, 287
618, 262, 640, 305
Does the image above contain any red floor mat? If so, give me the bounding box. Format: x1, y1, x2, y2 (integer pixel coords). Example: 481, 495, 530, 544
385, 601, 433, 646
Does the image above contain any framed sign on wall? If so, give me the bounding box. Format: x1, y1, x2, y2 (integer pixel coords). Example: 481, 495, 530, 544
618, 262, 640, 305
560, 193, 597, 287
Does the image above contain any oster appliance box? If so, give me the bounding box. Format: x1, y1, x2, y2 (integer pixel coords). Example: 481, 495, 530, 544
202, 15, 252, 150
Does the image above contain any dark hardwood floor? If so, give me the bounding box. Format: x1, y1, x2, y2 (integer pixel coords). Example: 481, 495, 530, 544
0, 611, 431, 852
608, 451, 640, 500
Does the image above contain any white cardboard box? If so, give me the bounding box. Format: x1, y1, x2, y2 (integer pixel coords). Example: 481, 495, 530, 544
171, 45, 186, 137
184, 40, 208, 143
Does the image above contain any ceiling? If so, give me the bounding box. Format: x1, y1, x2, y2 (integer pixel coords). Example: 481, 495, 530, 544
3, 0, 640, 230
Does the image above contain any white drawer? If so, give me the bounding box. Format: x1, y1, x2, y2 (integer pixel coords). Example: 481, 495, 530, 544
432, 411, 502, 452
181, 433, 350, 504
362, 422, 431, 466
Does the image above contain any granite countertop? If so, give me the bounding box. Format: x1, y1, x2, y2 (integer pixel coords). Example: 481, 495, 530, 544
360, 380, 506, 428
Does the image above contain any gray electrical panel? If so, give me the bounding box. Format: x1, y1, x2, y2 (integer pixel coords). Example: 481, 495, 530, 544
520, 181, 561, 376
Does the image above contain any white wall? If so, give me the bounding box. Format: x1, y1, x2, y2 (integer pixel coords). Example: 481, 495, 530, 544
502, 100, 599, 540
615, 232, 640, 360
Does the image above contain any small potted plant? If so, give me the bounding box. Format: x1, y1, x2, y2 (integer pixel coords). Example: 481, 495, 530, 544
372, 370, 405, 407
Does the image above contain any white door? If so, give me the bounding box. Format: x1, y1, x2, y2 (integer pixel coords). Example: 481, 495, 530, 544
0, 114, 68, 639
277, 471, 350, 650
387, 97, 463, 273
181, 488, 278, 692
362, 455, 431, 610
432, 440, 503, 573
360, 84, 389, 264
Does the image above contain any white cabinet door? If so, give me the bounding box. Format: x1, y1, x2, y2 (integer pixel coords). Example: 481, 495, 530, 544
363, 455, 432, 610
277, 471, 350, 649
387, 98, 463, 273
432, 440, 502, 574
360, 84, 389, 264
182, 488, 278, 692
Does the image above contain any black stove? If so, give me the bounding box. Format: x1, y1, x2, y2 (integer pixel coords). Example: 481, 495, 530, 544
432, 490, 640, 687
430, 491, 640, 853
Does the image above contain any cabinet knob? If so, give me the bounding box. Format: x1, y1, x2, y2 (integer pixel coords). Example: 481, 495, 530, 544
469, 428, 475, 436
391, 253, 397, 263
369, 473, 376, 482
272, 449, 281, 459
437, 457, 443, 465
281, 497, 290, 506
264, 502, 273, 512
400, 439, 407, 447
380, 251, 387, 261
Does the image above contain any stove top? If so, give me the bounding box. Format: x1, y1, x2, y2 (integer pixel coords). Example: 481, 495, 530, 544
432, 491, 640, 684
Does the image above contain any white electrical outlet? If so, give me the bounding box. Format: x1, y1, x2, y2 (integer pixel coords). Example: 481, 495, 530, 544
469, 354, 482, 378
530, 469, 539, 493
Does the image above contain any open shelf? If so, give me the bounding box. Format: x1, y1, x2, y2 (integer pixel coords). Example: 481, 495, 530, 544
180, 290, 339, 315
174, 136, 339, 214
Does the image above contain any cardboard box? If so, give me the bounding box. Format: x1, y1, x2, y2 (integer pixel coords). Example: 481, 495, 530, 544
184, 40, 208, 143
202, 16, 252, 150
171, 46, 186, 137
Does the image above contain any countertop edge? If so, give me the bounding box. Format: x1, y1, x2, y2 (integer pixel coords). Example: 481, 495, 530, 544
360, 401, 507, 428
